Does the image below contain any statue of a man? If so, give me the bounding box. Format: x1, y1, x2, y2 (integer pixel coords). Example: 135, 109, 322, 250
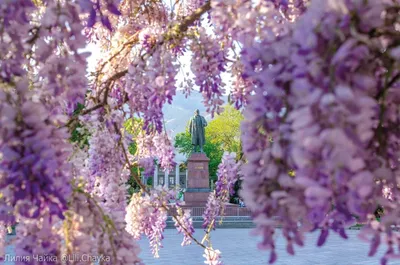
189, 109, 207, 153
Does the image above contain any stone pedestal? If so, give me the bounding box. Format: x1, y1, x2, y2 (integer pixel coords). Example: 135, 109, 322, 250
185, 153, 210, 206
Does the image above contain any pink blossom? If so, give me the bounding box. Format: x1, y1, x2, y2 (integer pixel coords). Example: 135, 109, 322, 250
203, 248, 223, 265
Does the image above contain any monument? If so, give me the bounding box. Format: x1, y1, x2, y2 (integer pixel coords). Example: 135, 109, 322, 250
185, 110, 211, 206
189, 109, 207, 153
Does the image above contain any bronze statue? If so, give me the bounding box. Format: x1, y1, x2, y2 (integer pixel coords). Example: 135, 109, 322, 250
189, 109, 207, 153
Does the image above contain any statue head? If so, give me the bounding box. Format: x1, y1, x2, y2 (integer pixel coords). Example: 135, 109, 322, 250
194, 109, 200, 115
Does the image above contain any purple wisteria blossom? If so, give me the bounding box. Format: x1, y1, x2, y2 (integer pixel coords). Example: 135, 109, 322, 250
174, 207, 195, 246
203, 152, 240, 230
190, 28, 227, 116
239, 0, 400, 263
125, 187, 176, 258
2, 0, 400, 263
0, 83, 72, 221
126, 45, 178, 133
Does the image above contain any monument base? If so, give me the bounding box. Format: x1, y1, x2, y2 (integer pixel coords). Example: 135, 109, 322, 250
185, 153, 210, 207
184, 190, 210, 206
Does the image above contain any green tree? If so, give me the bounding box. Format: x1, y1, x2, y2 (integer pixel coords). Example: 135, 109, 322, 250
208, 104, 244, 203
206, 104, 243, 159
69, 103, 90, 149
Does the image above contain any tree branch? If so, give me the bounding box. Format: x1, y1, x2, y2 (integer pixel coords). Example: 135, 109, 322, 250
177, 1, 211, 32
67, 1, 211, 125
375, 72, 400, 101
94, 33, 140, 88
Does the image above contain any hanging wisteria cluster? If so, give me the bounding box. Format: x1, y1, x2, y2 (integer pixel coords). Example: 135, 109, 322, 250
190, 27, 227, 116
203, 152, 240, 230
125, 188, 174, 258
1, 0, 400, 264
239, 0, 400, 264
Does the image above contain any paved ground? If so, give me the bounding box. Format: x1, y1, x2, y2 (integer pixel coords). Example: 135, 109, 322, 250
2, 229, 395, 265
138, 229, 390, 265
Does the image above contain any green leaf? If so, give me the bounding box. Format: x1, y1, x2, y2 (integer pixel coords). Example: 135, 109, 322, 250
128, 142, 137, 155
73, 102, 85, 116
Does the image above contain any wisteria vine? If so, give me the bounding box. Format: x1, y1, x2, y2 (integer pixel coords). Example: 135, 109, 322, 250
1, 0, 400, 265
